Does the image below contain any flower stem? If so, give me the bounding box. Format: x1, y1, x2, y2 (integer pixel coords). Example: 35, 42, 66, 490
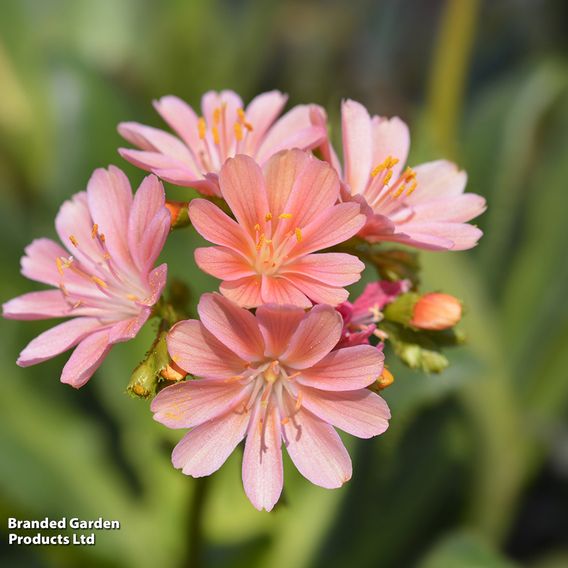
185, 476, 210, 568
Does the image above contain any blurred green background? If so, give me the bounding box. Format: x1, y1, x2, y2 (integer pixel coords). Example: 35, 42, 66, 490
1, 0, 567, 566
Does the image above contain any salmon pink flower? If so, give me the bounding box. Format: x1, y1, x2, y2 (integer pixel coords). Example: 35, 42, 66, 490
2, 167, 170, 388
118, 90, 326, 196
316, 100, 486, 251
189, 150, 366, 308
338, 280, 410, 347
151, 293, 389, 511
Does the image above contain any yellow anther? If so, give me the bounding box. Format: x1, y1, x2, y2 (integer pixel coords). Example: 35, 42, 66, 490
213, 107, 221, 125
69, 235, 78, 247
403, 167, 416, 181
99, 233, 106, 244
197, 117, 206, 140
237, 108, 246, 122
254, 223, 261, 231
126, 294, 139, 301
265, 212, 273, 221
56, 257, 64, 275
393, 184, 406, 199
244, 121, 253, 131
295, 227, 303, 242
294, 391, 303, 411
256, 233, 265, 251
72, 300, 83, 309
383, 170, 393, 185
91, 276, 107, 288
371, 155, 399, 177
406, 181, 418, 196
279, 212, 292, 219
234, 121, 243, 141
91, 224, 98, 238
211, 126, 220, 145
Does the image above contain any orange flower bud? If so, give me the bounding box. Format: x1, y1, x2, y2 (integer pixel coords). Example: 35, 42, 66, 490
165, 200, 190, 229
377, 367, 394, 390
160, 361, 187, 382
410, 293, 462, 331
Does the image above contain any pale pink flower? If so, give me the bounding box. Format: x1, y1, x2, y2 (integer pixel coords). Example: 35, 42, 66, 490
151, 293, 389, 511
189, 150, 366, 308
337, 280, 410, 347
315, 100, 486, 251
2, 167, 170, 388
118, 90, 326, 196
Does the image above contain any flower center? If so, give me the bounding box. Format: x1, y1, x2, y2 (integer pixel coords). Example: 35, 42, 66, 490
252, 212, 302, 276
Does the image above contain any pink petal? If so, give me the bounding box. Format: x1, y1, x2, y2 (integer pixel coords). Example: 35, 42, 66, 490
297, 345, 384, 391
194, 246, 254, 280
280, 274, 349, 306
17, 317, 104, 367
167, 319, 246, 378
188, 199, 253, 255
197, 293, 265, 361
256, 104, 326, 163
60, 328, 111, 388
300, 388, 390, 439
218, 155, 270, 235
128, 175, 170, 272
281, 304, 342, 369
256, 304, 306, 358
243, 404, 283, 511
282, 406, 352, 488
219, 277, 263, 309
153, 95, 201, 154
260, 276, 312, 308
271, 153, 340, 242
108, 308, 151, 344
146, 263, 168, 305
342, 99, 373, 196
292, 202, 365, 257
393, 222, 483, 251
409, 193, 487, 224
281, 253, 364, 286
264, 148, 311, 220
202, 90, 244, 129
3, 290, 71, 320
151, 378, 251, 429
86, 166, 134, 273
370, 115, 410, 181
243, 90, 288, 154
20, 238, 68, 286
406, 160, 467, 204
171, 409, 250, 477
118, 122, 196, 165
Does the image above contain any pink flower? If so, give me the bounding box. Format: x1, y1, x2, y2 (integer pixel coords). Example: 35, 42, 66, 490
189, 149, 366, 308
118, 90, 326, 196
316, 100, 486, 251
338, 280, 410, 347
151, 293, 389, 511
2, 167, 170, 388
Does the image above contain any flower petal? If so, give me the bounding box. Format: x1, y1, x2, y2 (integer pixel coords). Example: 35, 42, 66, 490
282, 406, 352, 488
153, 95, 201, 155
260, 276, 312, 308
108, 308, 151, 344
151, 378, 251, 429
281, 305, 342, 369
370, 115, 410, 180
256, 304, 306, 358
3, 290, 71, 320
219, 277, 263, 309
171, 409, 250, 477
243, 90, 288, 155
188, 199, 253, 255
197, 293, 264, 361
406, 160, 467, 204
392, 222, 483, 251
342, 99, 373, 196
17, 317, 104, 367
167, 319, 246, 378
60, 328, 112, 388
300, 388, 390, 439
194, 246, 254, 281
20, 238, 68, 286
218, 155, 270, 235
281, 253, 364, 286
243, 404, 283, 511
297, 344, 384, 391
280, 274, 349, 306
409, 193, 487, 224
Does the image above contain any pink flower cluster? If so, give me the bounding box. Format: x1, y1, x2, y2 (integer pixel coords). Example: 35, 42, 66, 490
3, 89, 485, 510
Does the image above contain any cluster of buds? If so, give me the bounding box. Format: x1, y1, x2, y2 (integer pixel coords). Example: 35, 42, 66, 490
2, 89, 484, 510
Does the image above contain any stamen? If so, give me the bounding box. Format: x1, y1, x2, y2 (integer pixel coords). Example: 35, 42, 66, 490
265, 212, 273, 222
211, 126, 220, 145
91, 224, 98, 239
213, 107, 221, 125
406, 181, 418, 196
234, 122, 243, 141
371, 156, 399, 177
278, 213, 292, 219
91, 276, 107, 288
254, 223, 261, 231
69, 235, 78, 247
295, 228, 302, 242
56, 257, 64, 276
126, 294, 139, 302
294, 390, 303, 412
197, 117, 206, 140
237, 108, 253, 131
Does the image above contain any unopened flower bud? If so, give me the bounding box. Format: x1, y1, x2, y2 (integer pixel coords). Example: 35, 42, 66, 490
165, 200, 190, 229
377, 368, 394, 390
410, 293, 462, 331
